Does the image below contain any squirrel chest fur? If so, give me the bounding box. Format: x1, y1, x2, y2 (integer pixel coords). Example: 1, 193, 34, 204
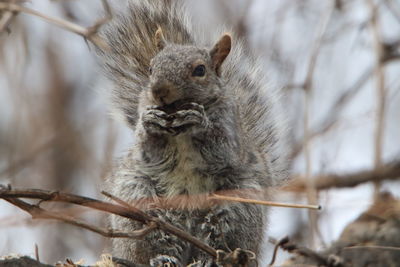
162, 135, 212, 197
99, 0, 288, 265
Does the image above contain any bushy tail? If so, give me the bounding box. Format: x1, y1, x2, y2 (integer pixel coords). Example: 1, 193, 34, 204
222, 44, 289, 185
98, 0, 194, 126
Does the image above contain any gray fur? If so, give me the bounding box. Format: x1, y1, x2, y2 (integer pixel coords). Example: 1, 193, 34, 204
97, 0, 288, 266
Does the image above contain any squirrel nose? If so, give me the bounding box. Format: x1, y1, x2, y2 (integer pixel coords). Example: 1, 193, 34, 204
151, 85, 170, 104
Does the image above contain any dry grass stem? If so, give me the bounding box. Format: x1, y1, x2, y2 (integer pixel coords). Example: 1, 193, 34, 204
210, 194, 321, 210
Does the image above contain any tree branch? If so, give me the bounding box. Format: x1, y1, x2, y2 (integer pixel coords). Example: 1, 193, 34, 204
4, 197, 157, 239
286, 160, 400, 191
0, 185, 218, 258
0, 0, 111, 51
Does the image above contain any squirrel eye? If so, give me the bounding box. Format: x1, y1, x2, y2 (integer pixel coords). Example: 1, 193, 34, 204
149, 67, 152, 74
192, 64, 206, 77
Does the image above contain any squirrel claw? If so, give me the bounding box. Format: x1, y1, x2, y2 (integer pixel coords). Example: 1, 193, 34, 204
145, 108, 170, 120
143, 107, 174, 135
150, 255, 182, 267
170, 103, 207, 132
179, 102, 205, 113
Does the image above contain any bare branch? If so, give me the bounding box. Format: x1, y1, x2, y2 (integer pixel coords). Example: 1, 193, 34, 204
0, 1, 111, 51
0, 0, 24, 32
3, 197, 155, 239
0, 185, 218, 258
286, 160, 400, 191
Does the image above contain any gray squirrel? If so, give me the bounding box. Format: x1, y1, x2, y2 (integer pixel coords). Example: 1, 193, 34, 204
97, 0, 288, 266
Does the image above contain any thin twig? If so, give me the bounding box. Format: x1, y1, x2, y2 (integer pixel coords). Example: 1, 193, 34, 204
210, 194, 321, 210
0, 1, 110, 50
102, 190, 218, 257
344, 245, 400, 252
0, 0, 17, 33
34, 243, 39, 262
290, 66, 374, 159
301, 2, 334, 249
269, 236, 289, 266
269, 236, 333, 266
0, 11, 15, 32
102, 190, 134, 208
366, 0, 387, 197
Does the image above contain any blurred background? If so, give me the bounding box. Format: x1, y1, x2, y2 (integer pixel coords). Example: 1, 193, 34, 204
0, 0, 399, 265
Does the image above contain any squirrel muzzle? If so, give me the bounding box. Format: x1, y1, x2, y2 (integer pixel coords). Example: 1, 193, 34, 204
151, 86, 169, 105
150, 79, 181, 106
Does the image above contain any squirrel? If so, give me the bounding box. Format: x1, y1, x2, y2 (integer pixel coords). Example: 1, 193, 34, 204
97, 0, 288, 266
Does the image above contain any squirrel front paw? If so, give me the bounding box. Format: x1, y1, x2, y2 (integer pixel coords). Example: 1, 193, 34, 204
150, 255, 182, 267
143, 106, 176, 135
143, 103, 208, 135
170, 103, 208, 133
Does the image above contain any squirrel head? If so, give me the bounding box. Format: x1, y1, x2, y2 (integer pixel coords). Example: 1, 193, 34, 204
148, 28, 231, 108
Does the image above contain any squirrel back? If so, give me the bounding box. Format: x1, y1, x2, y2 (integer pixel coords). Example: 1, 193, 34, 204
99, 0, 288, 184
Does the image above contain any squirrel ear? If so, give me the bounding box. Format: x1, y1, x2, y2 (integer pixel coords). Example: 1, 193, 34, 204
210, 34, 231, 76
154, 27, 166, 51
